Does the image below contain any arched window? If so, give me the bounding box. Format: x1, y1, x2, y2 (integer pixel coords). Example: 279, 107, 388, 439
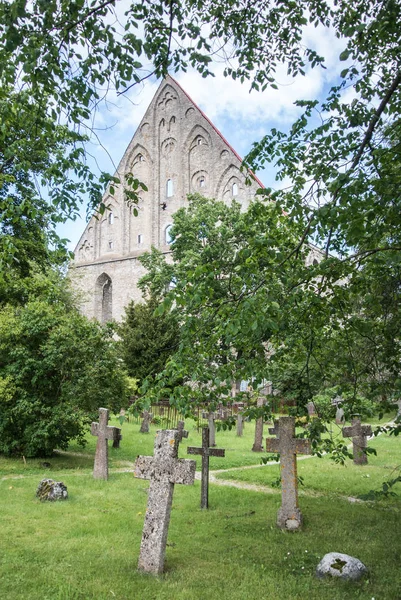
165, 224, 173, 244
108, 212, 114, 225
166, 178, 174, 198
199, 177, 206, 188
95, 274, 113, 323
232, 182, 238, 197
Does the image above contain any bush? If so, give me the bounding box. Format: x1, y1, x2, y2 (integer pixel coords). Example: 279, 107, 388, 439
0, 301, 128, 457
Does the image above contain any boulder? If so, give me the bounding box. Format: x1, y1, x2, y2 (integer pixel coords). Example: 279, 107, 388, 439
36, 478, 68, 502
316, 552, 368, 581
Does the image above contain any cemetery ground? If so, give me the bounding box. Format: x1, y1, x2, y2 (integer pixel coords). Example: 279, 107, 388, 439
1, 414, 400, 599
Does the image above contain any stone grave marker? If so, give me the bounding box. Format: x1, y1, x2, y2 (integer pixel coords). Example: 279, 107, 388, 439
134, 429, 196, 575
176, 420, 188, 441
187, 427, 225, 509
202, 411, 217, 446
234, 404, 245, 437
342, 417, 372, 465
112, 427, 122, 448
332, 395, 345, 424
139, 410, 153, 433
91, 407, 121, 480
266, 416, 311, 530
252, 397, 266, 452
307, 401, 317, 417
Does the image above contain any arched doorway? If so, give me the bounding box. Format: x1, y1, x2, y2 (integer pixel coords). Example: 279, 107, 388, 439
95, 273, 113, 323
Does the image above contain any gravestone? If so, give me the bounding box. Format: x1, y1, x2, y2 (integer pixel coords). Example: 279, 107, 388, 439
342, 417, 372, 465
234, 404, 245, 437
112, 427, 122, 448
307, 401, 317, 417
176, 420, 188, 441
139, 410, 153, 433
91, 408, 120, 480
202, 411, 216, 446
332, 396, 345, 424
187, 427, 225, 508
36, 479, 68, 502
134, 429, 196, 575
266, 416, 311, 530
252, 397, 266, 452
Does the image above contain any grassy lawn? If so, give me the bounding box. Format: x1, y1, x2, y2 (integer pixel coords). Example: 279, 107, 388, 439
1, 413, 400, 599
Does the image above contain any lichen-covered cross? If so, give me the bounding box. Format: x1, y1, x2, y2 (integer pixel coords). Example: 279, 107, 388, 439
90, 408, 120, 480
176, 420, 188, 441
266, 416, 311, 530
187, 427, 225, 509
342, 417, 372, 465
134, 429, 196, 575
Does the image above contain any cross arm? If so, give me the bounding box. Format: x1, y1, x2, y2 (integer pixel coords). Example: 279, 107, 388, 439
134, 456, 154, 480
342, 426, 354, 438
105, 425, 120, 440
295, 439, 312, 455
187, 446, 203, 456
173, 459, 196, 485
266, 438, 280, 453
90, 422, 99, 436
209, 448, 225, 458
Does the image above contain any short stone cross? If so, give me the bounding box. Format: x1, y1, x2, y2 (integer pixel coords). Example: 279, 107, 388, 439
342, 417, 372, 465
187, 427, 225, 509
139, 410, 153, 433
266, 416, 311, 530
252, 397, 266, 452
176, 420, 189, 441
90, 408, 120, 480
134, 429, 196, 575
202, 411, 216, 446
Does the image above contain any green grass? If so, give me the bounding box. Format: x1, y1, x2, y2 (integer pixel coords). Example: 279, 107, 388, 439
1, 413, 400, 599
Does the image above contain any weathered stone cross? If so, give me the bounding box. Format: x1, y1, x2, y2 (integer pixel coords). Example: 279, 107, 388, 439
266, 416, 311, 530
176, 420, 188, 441
342, 417, 372, 465
202, 411, 217, 446
187, 427, 225, 509
139, 410, 153, 433
90, 408, 120, 480
134, 429, 196, 575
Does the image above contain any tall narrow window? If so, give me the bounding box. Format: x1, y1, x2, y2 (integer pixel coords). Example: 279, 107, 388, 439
108, 240, 114, 250
232, 182, 238, 197
108, 212, 114, 225
166, 178, 174, 198
96, 274, 113, 323
199, 177, 205, 188
165, 224, 173, 244
138, 234, 143, 245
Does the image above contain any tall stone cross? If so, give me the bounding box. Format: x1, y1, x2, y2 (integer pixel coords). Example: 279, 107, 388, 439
139, 410, 153, 433
176, 420, 188, 441
252, 397, 266, 452
187, 427, 225, 509
90, 408, 120, 480
202, 411, 217, 446
266, 416, 311, 530
235, 407, 245, 437
134, 429, 196, 575
342, 417, 372, 465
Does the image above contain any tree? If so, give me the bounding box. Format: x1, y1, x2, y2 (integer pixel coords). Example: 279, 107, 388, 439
118, 295, 180, 384
0, 289, 129, 457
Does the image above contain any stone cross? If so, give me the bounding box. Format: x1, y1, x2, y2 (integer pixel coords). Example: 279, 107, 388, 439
112, 427, 122, 448
252, 397, 266, 452
176, 420, 188, 441
139, 410, 153, 433
90, 408, 120, 480
266, 416, 311, 530
187, 427, 225, 509
134, 429, 196, 575
342, 417, 372, 465
202, 411, 216, 446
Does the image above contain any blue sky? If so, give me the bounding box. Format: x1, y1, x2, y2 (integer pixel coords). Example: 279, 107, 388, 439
58, 18, 347, 251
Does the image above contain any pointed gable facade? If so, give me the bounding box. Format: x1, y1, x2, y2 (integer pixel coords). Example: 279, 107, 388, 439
71, 76, 263, 322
